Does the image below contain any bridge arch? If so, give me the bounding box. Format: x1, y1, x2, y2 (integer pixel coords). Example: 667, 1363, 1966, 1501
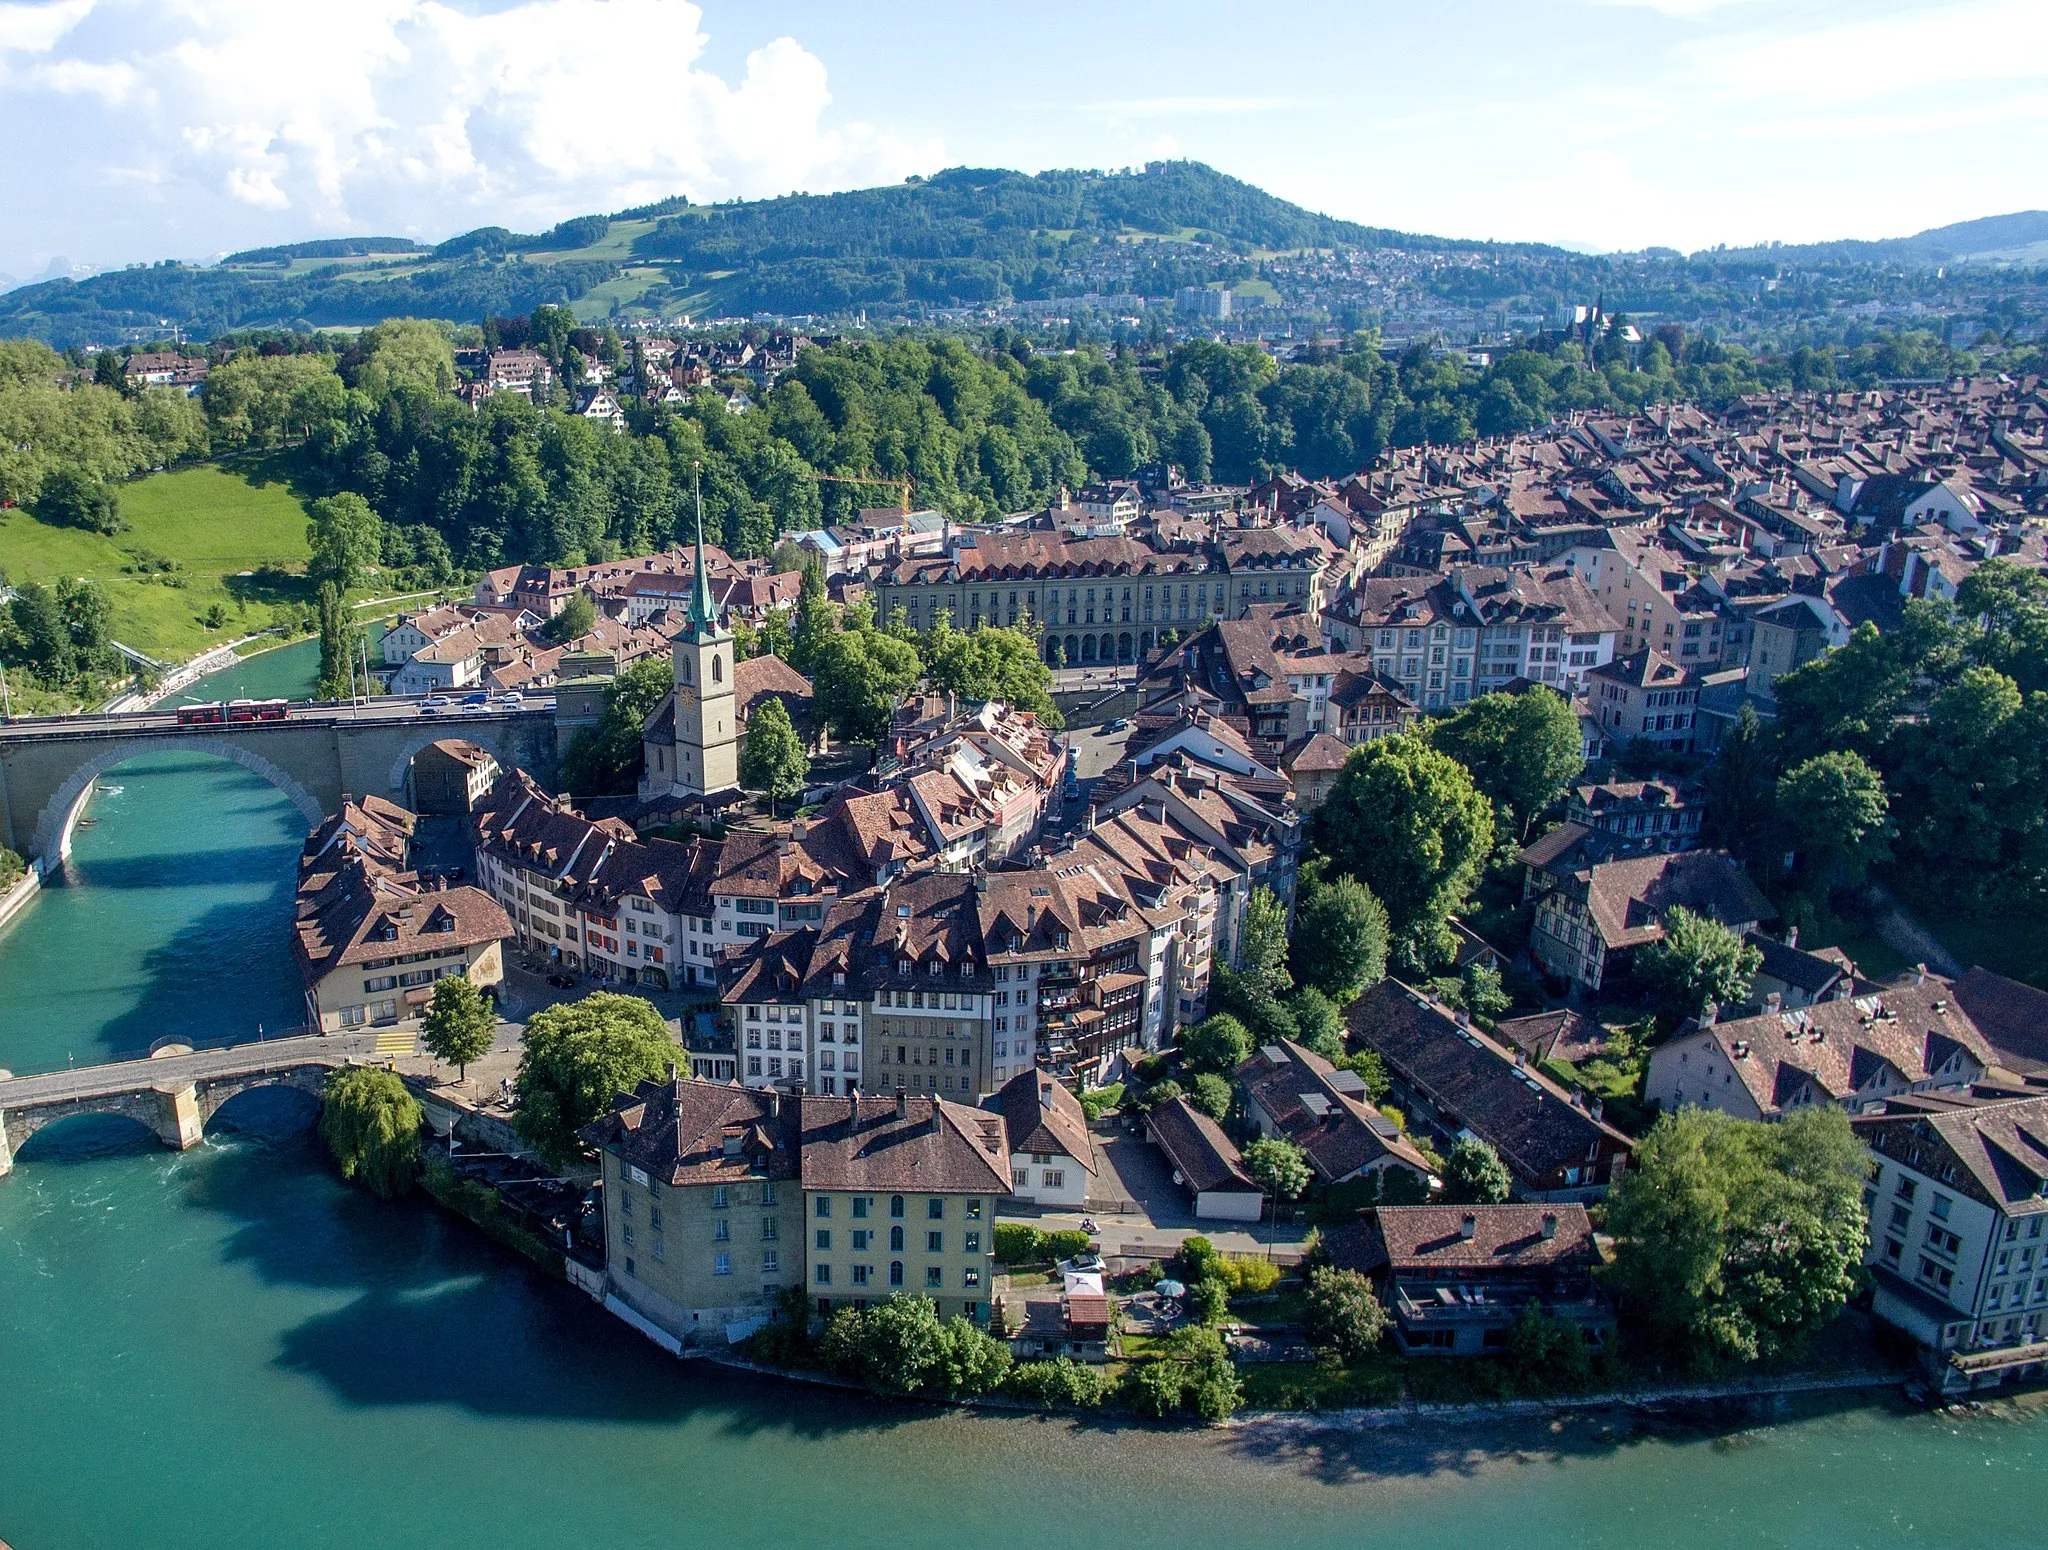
29, 737, 325, 867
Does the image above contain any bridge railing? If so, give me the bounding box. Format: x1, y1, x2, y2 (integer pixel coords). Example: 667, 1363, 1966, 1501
0, 1025, 314, 1080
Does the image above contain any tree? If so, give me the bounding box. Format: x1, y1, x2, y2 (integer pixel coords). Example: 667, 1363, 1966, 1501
1604, 1106, 1869, 1366
420, 974, 495, 1081
314, 581, 362, 700
1776, 750, 1892, 898
1635, 906, 1762, 1020
923, 620, 1063, 725
357, 317, 457, 397
1702, 702, 1776, 875
1441, 1136, 1512, 1205
34, 466, 123, 534
1179, 1013, 1251, 1076
318, 1066, 422, 1199
1187, 1072, 1233, 1121
1462, 960, 1511, 1023
547, 591, 597, 644
1506, 1302, 1592, 1391
1235, 884, 1293, 1002
1243, 1136, 1311, 1254
1313, 734, 1495, 970
306, 491, 383, 593
811, 624, 922, 744
562, 656, 673, 795
1429, 687, 1584, 840
1288, 873, 1389, 1000
513, 992, 681, 1167
1288, 986, 1344, 1060
740, 695, 810, 815
8, 581, 73, 679
1301, 1265, 1389, 1362
1771, 622, 1909, 768
58, 576, 113, 659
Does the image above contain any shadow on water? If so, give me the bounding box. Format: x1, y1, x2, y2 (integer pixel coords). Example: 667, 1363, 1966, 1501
11, 1111, 165, 1165
179, 1112, 919, 1440
60, 844, 300, 895
89, 895, 304, 1056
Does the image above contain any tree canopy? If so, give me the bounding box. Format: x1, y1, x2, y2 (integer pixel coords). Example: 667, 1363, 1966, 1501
513, 992, 682, 1167
1635, 906, 1762, 1021
1604, 1107, 1869, 1366
319, 1066, 423, 1199
739, 695, 811, 814
1428, 687, 1584, 840
1288, 871, 1389, 1002
1312, 734, 1494, 970
420, 975, 495, 1080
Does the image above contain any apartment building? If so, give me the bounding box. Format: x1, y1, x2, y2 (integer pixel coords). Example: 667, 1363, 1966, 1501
802, 1093, 1007, 1323
293, 796, 510, 1031
1860, 1098, 2048, 1393
1585, 649, 1702, 755
1521, 844, 1773, 994
585, 1079, 805, 1349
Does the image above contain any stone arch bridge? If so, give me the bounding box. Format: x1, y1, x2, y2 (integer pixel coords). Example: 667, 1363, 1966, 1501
0, 1033, 383, 1175
0, 703, 558, 867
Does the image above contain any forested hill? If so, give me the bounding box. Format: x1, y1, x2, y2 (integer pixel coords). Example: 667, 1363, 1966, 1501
0, 162, 1530, 348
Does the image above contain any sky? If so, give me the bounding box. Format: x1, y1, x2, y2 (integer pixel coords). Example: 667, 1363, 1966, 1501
0, 0, 2042, 280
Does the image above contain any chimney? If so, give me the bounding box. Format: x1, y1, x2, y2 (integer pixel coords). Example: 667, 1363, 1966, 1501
1764, 991, 1782, 1014
667, 1061, 679, 1083
1914, 962, 1927, 986
766, 1090, 781, 1117
1459, 1213, 1477, 1241
896, 1091, 909, 1120
1700, 1001, 1718, 1027
1785, 925, 1799, 949
1540, 1213, 1558, 1241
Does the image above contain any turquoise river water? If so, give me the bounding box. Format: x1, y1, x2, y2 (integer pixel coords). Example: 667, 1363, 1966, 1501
3, 652, 2048, 1547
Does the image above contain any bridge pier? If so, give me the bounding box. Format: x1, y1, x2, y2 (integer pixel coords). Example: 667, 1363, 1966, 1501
154, 1083, 204, 1152
0, 1110, 12, 1178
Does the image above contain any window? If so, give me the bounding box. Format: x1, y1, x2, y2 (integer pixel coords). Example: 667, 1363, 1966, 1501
889, 1261, 904, 1287
762, 1251, 779, 1275
713, 1218, 730, 1242
963, 1268, 981, 1288
761, 1217, 778, 1241
966, 1199, 983, 1220
927, 1230, 944, 1253
852, 1196, 870, 1219
890, 1225, 904, 1252
964, 1231, 981, 1254
815, 1264, 831, 1286
815, 1229, 831, 1251
890, 1195, 906, 1219
927, 1198, 945, 1220
816, 1197, 832, 1217
711, 1186, 727, 1210
714, 1252, 731, 1276
852, 1229, 870, 1251
851, 1264, 870, 1286
926, 1266, 944, 1289
1932, 1194, 1953, 1221
1042, 1170, 1065, 1189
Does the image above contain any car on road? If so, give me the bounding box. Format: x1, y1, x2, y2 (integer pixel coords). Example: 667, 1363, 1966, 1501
422, 695, 450, 708
1104, 718, 1130, 733
546, 973, 575, 989
494, 693, 524, 708
461, 692, 489, 707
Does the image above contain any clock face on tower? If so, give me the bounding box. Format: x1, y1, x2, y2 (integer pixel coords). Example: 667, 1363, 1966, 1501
676, 685, 697, 710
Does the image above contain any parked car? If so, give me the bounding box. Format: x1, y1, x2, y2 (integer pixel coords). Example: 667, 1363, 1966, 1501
546, 973, 575, 989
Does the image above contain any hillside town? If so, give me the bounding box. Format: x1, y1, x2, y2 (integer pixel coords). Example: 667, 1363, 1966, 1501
252, 364, 2048, 1405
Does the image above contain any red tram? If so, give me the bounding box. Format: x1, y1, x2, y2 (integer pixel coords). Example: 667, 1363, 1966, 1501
176, 699, 290, 725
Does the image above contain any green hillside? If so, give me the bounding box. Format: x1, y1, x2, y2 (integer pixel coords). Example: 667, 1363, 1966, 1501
0, 162, 1507, 348
1, 461, 315, 661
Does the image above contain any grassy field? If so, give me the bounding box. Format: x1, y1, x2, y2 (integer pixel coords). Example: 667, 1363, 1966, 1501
1, 459, 316, 663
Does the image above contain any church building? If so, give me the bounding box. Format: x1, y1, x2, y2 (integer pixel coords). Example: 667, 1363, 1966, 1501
640, 492, 740, 803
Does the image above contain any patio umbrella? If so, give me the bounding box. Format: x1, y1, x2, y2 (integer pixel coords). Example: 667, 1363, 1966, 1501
1153, 1278, 1186, 1298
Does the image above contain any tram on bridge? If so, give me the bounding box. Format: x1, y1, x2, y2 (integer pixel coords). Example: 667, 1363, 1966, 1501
175, 698, 291, 726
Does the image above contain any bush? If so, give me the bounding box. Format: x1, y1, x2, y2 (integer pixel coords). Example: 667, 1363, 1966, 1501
1173, 1235, 1223, 1285
1005, 1358, 1111, 1408
818, 1295, 1010, 1398
1134, 1054, 1172, 1084
1179, 1013, 1252, 1076
1128, 1077, 1182, 1114
1040, 1228, 1094, 1262
1123, 1325, 1243, 1422
1078, 1082, 1123, 1121
1216, 1255, 1282, 1297
1506, 1302, 1592, 1392
1190, 1276, 1230, 1324
995, 1223, 1044, 1265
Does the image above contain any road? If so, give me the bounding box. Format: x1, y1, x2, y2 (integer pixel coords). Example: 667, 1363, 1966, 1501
0, 1030, 375, 1104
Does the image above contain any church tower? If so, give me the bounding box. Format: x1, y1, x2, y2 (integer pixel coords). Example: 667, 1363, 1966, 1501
670, 472, 738, 798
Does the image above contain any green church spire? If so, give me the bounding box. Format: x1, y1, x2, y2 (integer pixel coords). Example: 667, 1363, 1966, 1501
688, 463, 718, 636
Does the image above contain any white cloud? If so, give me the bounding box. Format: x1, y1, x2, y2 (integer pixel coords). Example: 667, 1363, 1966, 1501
0, 0, 941, 269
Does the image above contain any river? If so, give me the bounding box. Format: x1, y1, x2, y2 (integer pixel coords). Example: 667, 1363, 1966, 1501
3, 704, 2048, 1548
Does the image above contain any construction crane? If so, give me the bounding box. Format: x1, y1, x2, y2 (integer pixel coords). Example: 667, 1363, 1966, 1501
800, 470, 913, 514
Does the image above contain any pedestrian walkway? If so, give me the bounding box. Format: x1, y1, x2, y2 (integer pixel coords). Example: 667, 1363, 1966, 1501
373, 1028, 416, 1057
